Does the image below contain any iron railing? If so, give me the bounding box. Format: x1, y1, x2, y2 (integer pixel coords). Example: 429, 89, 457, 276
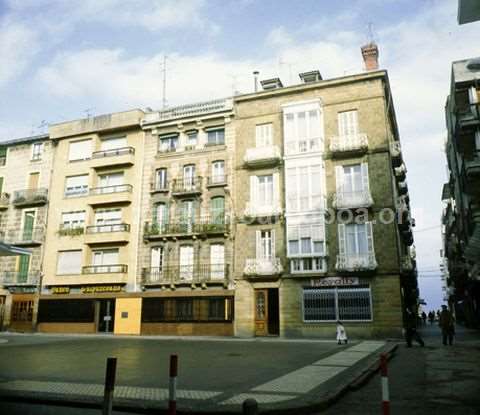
144, 216, 228, 237
12, 188, 48, 206
142, 264, 229, 284
171, 177, 202, 194
7, 226, 45, 244
243, 258, 283, 276
89, 184, 133, 195
329, 133, 368, 153
335, 254, 377, 272
86, 223, 130, 233
82, 264, 128, 274
0, 271, 40, 285
92, 147, 135, 159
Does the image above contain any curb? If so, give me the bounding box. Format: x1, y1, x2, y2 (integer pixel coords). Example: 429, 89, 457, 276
0, 343, 399, 414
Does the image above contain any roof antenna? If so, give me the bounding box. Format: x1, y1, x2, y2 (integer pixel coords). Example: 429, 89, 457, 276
366, 22, 375, 44
84, 108, 94, 119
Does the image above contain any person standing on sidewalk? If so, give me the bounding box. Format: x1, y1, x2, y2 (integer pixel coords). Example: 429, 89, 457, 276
336, 321, 348, 345
421, 311, 427, 325
439, 305, 455, 346
405, 307, 425, 347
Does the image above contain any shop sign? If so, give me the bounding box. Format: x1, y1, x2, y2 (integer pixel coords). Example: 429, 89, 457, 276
52, 287, 70, 294
8, 287, 36, 294
81, 285, 123, 294
310, 277, 359, 287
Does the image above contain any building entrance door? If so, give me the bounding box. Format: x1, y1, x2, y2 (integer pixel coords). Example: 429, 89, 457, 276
96, 299, 115, 333
10, 294, 35, 332
0, 296, 5, 330
254, 288, 279, 336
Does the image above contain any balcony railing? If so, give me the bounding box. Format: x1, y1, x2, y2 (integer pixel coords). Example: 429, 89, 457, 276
82, 264, 128, 274
142, 264, 230, 285
329, 133, 368, 153
207, 175, 228, 186
456, 103, 480, 127
0, 271, 40, 286
335, 254, 377, 272
144, 216, 228, 237
151, 181, 170, 192
92, 147, 135, 159
244, 202, 282, 218
244, 145, 281, 166
86, 223, 130, 233
89, 184, 133, 195
171, 177, 202, 195
333, 190, 373, 209
390, 141, 402, 158
244, 258, 283, 276
7, 227, 45, 244
12, 188, 48, 206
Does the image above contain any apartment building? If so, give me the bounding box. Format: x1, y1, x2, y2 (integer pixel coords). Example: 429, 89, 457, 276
234, 44, 417, 338
38, 110, 146, 334
139, 99, 235, 336
442, 57, 480, 327
0, 134, 53, 331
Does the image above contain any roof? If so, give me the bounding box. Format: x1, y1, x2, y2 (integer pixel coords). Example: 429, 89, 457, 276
0, 133, 49, 147
458, 0, 480, 24
452, 57, 480, 85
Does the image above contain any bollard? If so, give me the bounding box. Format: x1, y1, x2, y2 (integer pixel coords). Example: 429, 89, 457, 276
169, 354, 178, 415
242, 398, 258, 415
380, 353, 390, 415
102, 357, 117, 415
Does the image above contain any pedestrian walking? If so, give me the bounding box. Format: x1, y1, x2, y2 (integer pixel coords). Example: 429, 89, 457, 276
404, 307, 425, 348
336, 321, 348, 345
428, 311, 435, 325
438, 305, 455, 346
421, 311, 427, 325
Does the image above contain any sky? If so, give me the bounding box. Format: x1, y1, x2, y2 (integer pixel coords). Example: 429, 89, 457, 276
1, 0, 478, 310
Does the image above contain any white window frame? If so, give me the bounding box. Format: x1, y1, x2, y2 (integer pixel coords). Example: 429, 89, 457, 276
256, 229, 275, 260
61, 211, 85, 229
150, 246, 164, 281
94, 208, 122, 226
156, 168, 168, 190
179, 245, 194, 280
338, 110, 359, 137
255, 123, 273, 147
68, 139, 92, 161
211, 160, 225, 183
210, 244, 225, 280
31, 142, 43, 161
64, 174, 89, 197
98, 172, 124, 188
101, 136, 127, 151
92, 248, 119, 266
207, 128, 225, 146
57, 250, 82, 275
158, 134, 178, 152
286, 164, 324, 212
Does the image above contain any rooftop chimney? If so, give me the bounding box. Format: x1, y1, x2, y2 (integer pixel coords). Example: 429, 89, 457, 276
253, 71, 259, 92
361, 42, 379, 71
299, 70, 323, 83
260, 78, 283, 90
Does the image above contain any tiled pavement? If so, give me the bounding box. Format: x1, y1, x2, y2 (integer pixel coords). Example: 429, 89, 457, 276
0, 340, 390, 412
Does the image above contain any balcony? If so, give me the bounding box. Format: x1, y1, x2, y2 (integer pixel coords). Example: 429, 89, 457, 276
398, 180, 408, 195
7, 227, 44, 246
84, 223, 130, 244
206, 175, 228, 188
88, 184, 133, 205
335, 254, 377, 272
142, 264, 230, 286
0, 193, 9, 209
244, 202, 282, 219
150, 181, 170, 194
144, 216, 229, 239
243, 145, 282, 168
333, 190, 373, 209
171, 177, 202, 196
12, 188, 48, 207
329, 134, 368, 155
243, 258, 283, 276
456, 103, 480, 129
465, 157, 480, 179
78, 264, 128, 284
390, 141, 403, 167
394, 163, 407, 181
91, 147, 135, 168
0, 271, 40, 286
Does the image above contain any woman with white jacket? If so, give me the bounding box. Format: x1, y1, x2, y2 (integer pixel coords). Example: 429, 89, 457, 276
336, 321, 348, 345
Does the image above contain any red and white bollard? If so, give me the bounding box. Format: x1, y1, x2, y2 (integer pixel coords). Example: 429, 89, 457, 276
380, 353, 390, 415
169, 354, 178, 415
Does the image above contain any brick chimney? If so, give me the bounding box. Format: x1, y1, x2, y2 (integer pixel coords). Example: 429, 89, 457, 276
361, 42, 379, 71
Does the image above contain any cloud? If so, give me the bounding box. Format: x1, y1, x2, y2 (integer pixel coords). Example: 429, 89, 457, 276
266, 27, 294, 48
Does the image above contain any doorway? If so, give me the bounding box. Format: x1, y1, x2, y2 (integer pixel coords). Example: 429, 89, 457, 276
254, 288, 279, 336
0, 296, 5, 330
96, 299, 115, 333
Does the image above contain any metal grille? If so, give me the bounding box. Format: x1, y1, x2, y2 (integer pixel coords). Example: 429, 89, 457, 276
303, 285, 372, 322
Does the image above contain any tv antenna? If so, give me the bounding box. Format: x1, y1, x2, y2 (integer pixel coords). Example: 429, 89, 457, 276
366, 22, 375, 43
84, 108, 94, 119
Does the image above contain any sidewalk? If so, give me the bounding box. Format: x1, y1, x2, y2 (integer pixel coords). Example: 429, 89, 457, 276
318, 324, 480, 415
0, 334, 397, 414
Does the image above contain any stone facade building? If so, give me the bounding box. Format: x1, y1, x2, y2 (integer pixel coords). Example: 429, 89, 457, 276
442, 57, 480, 327
0, 43, 418, 338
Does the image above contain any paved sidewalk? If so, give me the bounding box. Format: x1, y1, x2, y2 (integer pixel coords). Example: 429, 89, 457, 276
0, 334, 395, 413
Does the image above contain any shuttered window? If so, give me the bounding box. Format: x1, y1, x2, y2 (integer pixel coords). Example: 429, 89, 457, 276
69, 139, 92, 161
101, 136, 127, 150
256, 229, 275, 259
338, 110, 359, 137
250, 174, 279, 208
338, 222, 375, 257
65, 174, 88, 197
255, 123, 273, 147
62, 211, 85, 228
57, 250, 82, 275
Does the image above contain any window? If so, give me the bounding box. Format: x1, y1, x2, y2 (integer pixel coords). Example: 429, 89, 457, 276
291, 257, 323, 273
255, 123, 273, 147
287, 224, 325, 256
179, 246, 194, 280
69, 139, 92, 161
176, 299, 193, 320
186, 131, 198, 147
158, 134, 178, 152
251, 174, 275, 207
153, 202, 169, 227
17, 254, 30, 281
57, 250, 82, 275
95, 208, 122, 226
31, 142, 43, 161
11, 300, 34, 322
21, 210, 35, 240
98, 172, 124, 191
303, 286, 372, 322
150, 246, 164, 281
65, 174, 88, 197
256, 230, 274, 260
179, 200, 196, 230
0, 147, 6, 166
155, 168, 168, 190
207, 128, 225, 146
335, 163, 370, 206
338, 110, 359, 137
208, 298, 226, 320
101, 136, 127, 151
337, 222, 375, 269
61, 211, 85, 229
286, 164, 323, 212
183, 165, 195, 189
283, 105, 322, 154
210, 196, 225, 224
211, 161, 225, 183
28, 172, 39, 189
93, 249, 119, 269
210, 244, 225, 279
